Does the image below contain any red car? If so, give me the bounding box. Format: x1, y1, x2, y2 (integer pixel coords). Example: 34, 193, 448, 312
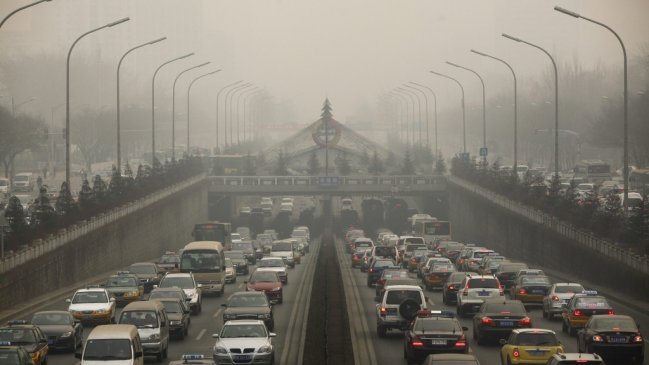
245, 269, 284, 304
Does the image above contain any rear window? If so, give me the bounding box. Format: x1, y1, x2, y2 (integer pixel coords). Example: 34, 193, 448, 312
414, 319, 461, 332
385, 289, 423, 305
374, 247, 395, 257
574, 297, 610, 309
373, 260, 395, 268
468, 278, 499, 289
473, 251, 494, 259
521, 276, 551, 285
555, 285, 584, 294
516, 332, 558, 346
484, 302, 526, 314
406, 244, 427, 252
432, 263, 455, 272
591, 317, 638, 332
499, 264, 528, 273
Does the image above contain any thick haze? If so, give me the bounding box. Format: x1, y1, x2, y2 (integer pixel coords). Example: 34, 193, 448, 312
1, 0, 648, 152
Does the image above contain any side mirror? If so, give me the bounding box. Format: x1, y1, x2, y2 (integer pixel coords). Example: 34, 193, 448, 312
65, 298, 72, 303
269, 332, 277, 337
110, 297, 116, 302
499, 339, 507, 345
221, 303, 228, 307
212, 333, 220, 338
134, 351, 143, 358
185, 297, 192, 301
74, 351, 82, 359
462, 326, 468, 331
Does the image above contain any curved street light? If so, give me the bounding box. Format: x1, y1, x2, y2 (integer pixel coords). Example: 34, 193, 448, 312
187, 69, 221, 154
151, 53, 195, 165
237, 87, 260, 144
409, 82, 438, 156
396, 87, 420, 146
225, 83, 252, 147
0, 0, 52, 29
430, 71, 466, 154
65, 17, 130, 185
171, 62, 210, 160
404, 84, 429, 150
116, 37, 166, 172
215, 80, 243, 152
502, 33, 559, 180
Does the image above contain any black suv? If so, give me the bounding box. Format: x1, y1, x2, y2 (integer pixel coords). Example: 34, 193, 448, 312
472, 300, 531, 344
577, 314, 644, 364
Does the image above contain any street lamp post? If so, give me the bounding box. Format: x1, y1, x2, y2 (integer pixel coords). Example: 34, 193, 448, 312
187, 69, 221, 154
66, 17, 130, 185
13, 97, 36, 114
447, 61, 487, 160
471, 49, 518, 173
223, 83, 250, 148
430, 71, 466, 154
116, 37, 166, 172
385, 94, 404, 144
240, 88, 261, 144
409, 82, 438, 156
392, 89, 413, 146
227, 83, 253, 147
151, 53, 195, 165
396, 87, 421, 146
0, 0, 52, 29
554, 6, 630, 209
172, 62, 210, 160
503, 33, 559, 180
215, 80, 243, 152
391, 91, 411, 146
404, 84, 428, 150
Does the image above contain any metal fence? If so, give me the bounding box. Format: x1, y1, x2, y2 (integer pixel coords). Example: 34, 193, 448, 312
0, 174, 205, 274
209, 175, 446, 186
449, 176, 649, 275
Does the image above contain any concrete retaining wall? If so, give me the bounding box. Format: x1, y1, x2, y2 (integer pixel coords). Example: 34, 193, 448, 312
448, 177, 649, 302
0, 175, 208, 310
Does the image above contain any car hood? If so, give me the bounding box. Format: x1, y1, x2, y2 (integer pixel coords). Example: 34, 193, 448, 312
247, 282, 281, 291
225, 307, 270, 316
166, 312, 184, 321
69, 303, 111, 311
257, 267, 285, 274
39, 324, 73, 336
135, 273, 158, 280
217, 337, 269, 350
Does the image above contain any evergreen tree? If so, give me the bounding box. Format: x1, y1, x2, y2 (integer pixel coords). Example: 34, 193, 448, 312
92, 174, 108, 206
55, 181, 78, 216
435, 153, 447, 175
274, 150, 289, 175
78, 178, 95, 212
360, 149, 370, 166
122, 163, 135, 192
368, 151, 384, 175
400, 150, 415, 175
3, 196, 28, 233
307, 151, 321, 175
243, 153, 257, 176
108, 165, 124, 201
335, 152, 351, 175
29, 186, 56, 229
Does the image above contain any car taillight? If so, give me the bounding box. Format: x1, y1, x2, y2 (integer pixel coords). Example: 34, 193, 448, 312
512, 348, 520, 358
607, 310, 614, 315
481, 317, 493, 326
410, 335, 424, 347
519, 288, 527, 295
379, 307, 387, 316
447, 284, 455, 290
454, 336, 466, 347
592, 335, 603, 342
573, 309, 583, 316
518, 317, 531, 326
551, 295, 560, 301
632, 335, 643, 343
410, 258, 416, 264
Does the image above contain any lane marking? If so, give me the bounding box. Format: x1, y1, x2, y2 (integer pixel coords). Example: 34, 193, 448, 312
238, 283, 244, 289
214, 308, 223, 319
195, 328, 206, 341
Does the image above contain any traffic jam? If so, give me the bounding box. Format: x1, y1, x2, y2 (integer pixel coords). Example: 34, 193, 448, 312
342, 213, 646, 365
0, 216, 315, 365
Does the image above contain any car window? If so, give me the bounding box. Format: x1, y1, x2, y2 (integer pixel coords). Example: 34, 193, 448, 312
229, 295, 268, 307
0, 329, 36, 343
431, 263, 455, 272
373, 260, 395, 268
220, 324, 267, 338
516, 333, 558, 346
468, 278, 499, 289
161, 301, 182, 314
521, 276, 550, 285
483, 302, 526, 314
385, 290, 422, 305
83, 339, 132, 360
149, 291, 183, 301
499, 264, 528, 272
107, 277, 137, 287
554, 285, 584, 293
32, 313, 70, 325
129, 265, 157, 274
591, 317, 638, 332
72, 291, 108, 303
120, 311, 159, 328
414, 319, 461, 332
250, 272, 278, 283
160, 276, 194, 289
0, 351, 20, 365
574, 297, 610, 308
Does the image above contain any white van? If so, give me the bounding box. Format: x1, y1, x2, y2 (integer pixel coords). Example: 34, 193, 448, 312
76, 324, 144, 365
118, 301, 169, 361
12, 173, 35, 192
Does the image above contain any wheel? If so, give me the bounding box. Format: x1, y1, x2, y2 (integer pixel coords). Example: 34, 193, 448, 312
156, 351, 163, 362
377, 325, 386, 338
163, 344, 168, 359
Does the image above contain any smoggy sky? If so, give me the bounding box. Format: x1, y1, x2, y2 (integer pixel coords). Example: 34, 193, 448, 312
2, 0, 648, 126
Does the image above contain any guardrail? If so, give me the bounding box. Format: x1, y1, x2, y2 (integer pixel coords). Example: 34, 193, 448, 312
0, 174, 206, 274
449, 175, 649, 275
208, 175, 447, 194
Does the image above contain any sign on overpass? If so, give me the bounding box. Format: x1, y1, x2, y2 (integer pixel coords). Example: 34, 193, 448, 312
208, 175, 447, 195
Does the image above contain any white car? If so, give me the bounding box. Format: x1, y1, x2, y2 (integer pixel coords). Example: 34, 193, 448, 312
66, 287, 116, 325
456, 274, 504, 317
280, 202, 293, 212
158, 273, 202, 315
256, 257, 288, 284
212, 320, 276, 365
0, 178, 9, 194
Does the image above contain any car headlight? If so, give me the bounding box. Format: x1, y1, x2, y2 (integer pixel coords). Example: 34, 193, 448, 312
126, 290, 140, 297
258, 313, 271, 319
60, 331, 73, 337
214, 346, 228, 354
279, 271, 286, 276
271, 287, 281, 292
257, 345, 273, 354
223, 314, 235, 320
94, 308, 109, 314
149, 333, 160, 341
169, 320, 180, 326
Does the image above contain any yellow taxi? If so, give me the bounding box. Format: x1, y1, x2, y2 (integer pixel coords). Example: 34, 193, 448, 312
0, 341, 35, 365
500, 328, 564, 364
104, 272, 144, 306
66, 287, 117, 325
0, 321, 49, 365
561, 290, 614, 336
510, 275, 552, 304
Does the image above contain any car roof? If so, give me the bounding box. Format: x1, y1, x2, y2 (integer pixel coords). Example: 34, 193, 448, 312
228, 291, 266, 298
512, 328, 556, 335
122, 300, 164, 311
87, 324, 138, 340
222, 319, 265, 326
384, 284, 422, 291
164, 273, 193, 278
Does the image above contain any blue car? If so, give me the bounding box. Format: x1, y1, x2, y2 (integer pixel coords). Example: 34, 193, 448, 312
367, 259, 398, 287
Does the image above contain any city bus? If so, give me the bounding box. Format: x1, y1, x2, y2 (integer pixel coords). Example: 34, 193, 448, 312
573, 160, 611, 184
192, 222, 232, 249
413, 218, 451, 246
179, 241, 226, 296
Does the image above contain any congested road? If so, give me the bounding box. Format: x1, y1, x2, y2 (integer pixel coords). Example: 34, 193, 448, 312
12, 237, 319, 365
336, 234, 649, 365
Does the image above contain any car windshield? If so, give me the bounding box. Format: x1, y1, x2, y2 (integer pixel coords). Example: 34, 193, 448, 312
119, 311, 158, 328
484, 302, 526, 314
14, 176, 28, 182
159, 255, 179, 264
591, 317, 638, 332
160, 277, 194, 289
555, 285, 584, 294
129, 265, 157, 275
181, 251, 222, 273
32, 313, 70, 326
575, 297, 610, 309
72, 291, 108, 304
374, 260, 395, 268
232, 243, 253, 251
257, 259, 284, 268
468, 278, 499, 289
249, 272, 279, 283
271, 243, 292, 251
220, 324, 267, 338
83, 339, 132, 360
0, 329, 36, 344
500, 264, 528, 273
383, 271, 408, 279
0, 351, 20, 365
414, 319, 462, 332
521, 276, 551, 285
106, 277, 137, 287
161, 301, 182, 314
385, 290, 422, 305
229, 295, 268, 307
516, 333, 559, 346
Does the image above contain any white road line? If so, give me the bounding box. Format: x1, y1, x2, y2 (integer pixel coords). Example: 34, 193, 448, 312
238, 283, 244, 289
195, 328, 206, 341
214, 308, 223, 319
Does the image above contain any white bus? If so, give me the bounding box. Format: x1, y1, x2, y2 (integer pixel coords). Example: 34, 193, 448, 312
574, 160, 611, 184
179, 241, 226, 296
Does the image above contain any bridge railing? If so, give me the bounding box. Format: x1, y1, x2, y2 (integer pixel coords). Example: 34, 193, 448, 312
449, 175, 649, 275
208, 175, 446, 187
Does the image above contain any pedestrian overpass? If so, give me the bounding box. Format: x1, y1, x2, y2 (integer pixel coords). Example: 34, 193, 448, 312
207, 175, 447, 196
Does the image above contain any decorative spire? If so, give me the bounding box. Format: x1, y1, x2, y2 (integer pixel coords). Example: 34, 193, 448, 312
321, 98, 333, 122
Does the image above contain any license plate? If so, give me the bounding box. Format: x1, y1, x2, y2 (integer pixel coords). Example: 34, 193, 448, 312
233, 354, 252, 361
499, 321, 514, 327
84, 315, 92, 320
531, 289, 544, 294
430, 339, 446, 345
609, 336, 627, 343
478, 291, 489, 296
48, 340, 55, 345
